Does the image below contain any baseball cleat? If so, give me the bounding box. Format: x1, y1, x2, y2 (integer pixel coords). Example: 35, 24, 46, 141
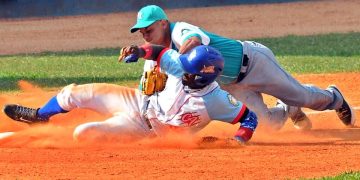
291, 110, 312, 130
3, 104, 48, 124
327, 85, 356, 126
276, 100, 312, 130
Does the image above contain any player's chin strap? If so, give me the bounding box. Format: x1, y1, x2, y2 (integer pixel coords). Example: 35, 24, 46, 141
182, 86, 203, 94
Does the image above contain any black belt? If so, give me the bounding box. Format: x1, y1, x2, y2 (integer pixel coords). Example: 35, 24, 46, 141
143, 99, 153, 130
144, 117, 153, 130
236, 54, 249, 82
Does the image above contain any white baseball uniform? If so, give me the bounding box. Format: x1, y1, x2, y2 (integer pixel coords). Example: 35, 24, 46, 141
56, 49, 250, 141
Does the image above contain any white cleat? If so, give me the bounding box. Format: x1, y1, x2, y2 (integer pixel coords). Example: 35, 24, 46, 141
276, 100, 312, 130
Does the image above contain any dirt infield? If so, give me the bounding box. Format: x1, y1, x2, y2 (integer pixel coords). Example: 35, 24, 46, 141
1, 0, 360, 179
1, 0, 360, 55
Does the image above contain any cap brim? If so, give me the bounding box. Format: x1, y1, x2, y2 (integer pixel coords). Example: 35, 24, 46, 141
130, 20, 156, 33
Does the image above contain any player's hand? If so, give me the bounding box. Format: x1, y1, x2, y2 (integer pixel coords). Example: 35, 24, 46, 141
118, 45, 140, 63
178, 36, 201, 54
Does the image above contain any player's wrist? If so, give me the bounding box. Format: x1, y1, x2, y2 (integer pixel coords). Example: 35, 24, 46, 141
139, 44, 153, 59
140, 44, 169, 61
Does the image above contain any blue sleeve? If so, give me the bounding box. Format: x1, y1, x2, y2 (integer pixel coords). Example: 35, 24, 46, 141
203, 88, 246, 124
159, 49, 185, 78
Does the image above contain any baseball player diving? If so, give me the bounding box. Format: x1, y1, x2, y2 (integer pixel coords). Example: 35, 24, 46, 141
3, 45, 258, 143
128, 5, 356, 130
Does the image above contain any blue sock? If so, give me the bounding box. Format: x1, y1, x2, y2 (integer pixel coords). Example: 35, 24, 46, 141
37, 96, 68, 119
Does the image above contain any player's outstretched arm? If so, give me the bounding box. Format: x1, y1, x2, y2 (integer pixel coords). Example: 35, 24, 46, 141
118, 44, 168, 63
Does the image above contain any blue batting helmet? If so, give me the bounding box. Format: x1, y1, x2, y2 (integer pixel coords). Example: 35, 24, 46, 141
179, 45, 224, 89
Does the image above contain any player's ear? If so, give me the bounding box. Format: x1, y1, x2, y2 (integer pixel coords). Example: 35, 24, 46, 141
160, 20, 168, 30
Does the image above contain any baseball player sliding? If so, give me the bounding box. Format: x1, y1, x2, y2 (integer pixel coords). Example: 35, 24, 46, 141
3, 45, 258, 143
129, 5, 356, 130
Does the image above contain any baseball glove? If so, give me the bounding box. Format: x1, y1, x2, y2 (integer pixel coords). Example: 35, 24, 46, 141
141, 66, 168, 95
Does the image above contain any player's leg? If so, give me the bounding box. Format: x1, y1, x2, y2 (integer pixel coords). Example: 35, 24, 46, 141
222, 87, 287, 130
73, 111, 152, 143
241, 41, 315, 130
225, 81, 310, 130
3, 96, 66, 124
275, 99, 312, 130
57, 83, 143, 114
239, 41, 354, 126
3, 83, 144, 124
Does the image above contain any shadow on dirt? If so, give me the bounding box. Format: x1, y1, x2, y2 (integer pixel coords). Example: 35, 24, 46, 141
252, 128, 360, 146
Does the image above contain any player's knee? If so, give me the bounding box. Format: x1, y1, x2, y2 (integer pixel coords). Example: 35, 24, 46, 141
57, 83, 94, 110
73, 123, 91, 142
73, 122, 104, 142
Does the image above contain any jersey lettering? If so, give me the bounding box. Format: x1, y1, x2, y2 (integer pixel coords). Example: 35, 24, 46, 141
179, 112, 200, 126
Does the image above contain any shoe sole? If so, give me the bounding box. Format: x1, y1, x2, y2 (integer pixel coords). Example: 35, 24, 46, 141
329, 85, 356, 126
349, 107, 356, 127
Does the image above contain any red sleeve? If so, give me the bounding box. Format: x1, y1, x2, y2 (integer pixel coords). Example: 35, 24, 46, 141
231, 105, 249, 124
156, 48, 170, 66
140, 44, 153, 59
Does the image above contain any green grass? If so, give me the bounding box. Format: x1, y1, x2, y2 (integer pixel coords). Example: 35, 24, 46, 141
278, 56, 360, 74
300, 171, 360, 180
0, 55, 145, 91
253, 32, 360, 56
1, 32, 360, 91
1, 47, 120, 57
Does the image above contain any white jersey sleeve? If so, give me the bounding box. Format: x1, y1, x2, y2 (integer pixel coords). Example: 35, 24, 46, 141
171, 22, 210, 49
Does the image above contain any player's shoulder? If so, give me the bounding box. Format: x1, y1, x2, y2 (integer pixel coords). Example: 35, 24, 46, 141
172, 22, 199, 31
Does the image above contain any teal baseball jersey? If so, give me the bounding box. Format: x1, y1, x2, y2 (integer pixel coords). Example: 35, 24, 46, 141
169, 22, 243, 84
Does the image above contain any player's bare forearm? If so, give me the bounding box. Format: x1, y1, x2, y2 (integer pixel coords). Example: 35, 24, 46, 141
178, 36, 201, 54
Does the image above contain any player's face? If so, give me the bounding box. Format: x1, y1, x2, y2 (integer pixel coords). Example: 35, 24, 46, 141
139, 20, 167, 46
182, 73, 206, 89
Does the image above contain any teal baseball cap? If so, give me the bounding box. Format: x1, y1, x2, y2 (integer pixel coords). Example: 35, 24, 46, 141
130, 5, 168, 33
